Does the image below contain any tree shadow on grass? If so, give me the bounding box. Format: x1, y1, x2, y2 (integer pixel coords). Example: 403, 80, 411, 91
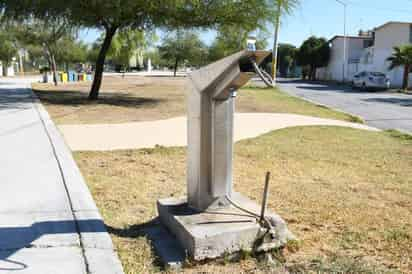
33, 89, 164, 108
106, 218, 186, 269
106, 218, 161, 239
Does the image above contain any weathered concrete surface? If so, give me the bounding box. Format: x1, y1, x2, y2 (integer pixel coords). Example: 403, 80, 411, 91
0, 78, 123, 273
58, 113, 378, 151
276, 78, 412, 133
157, 193, 294, 261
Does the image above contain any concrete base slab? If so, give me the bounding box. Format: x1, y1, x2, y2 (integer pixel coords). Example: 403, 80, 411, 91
157, 193, 294, 261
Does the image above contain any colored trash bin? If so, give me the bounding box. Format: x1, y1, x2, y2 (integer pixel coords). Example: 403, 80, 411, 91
86, 74, 93, 81
78, 74, 84, 81
63, 73, 69, 83
57, 72, 63, 82
68, 71, 76, 82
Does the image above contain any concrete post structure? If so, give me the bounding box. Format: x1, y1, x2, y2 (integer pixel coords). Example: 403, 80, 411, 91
157, 50, 294, 262
187, 50, 269, 211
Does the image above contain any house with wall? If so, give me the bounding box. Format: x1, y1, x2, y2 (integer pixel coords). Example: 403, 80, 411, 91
317, 21, 412, 87
316, 35, 372, 81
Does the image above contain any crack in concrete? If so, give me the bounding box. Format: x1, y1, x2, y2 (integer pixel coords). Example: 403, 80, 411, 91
0, 209, 100, 215
0, 244, 82, 251
0, 245, 116, 252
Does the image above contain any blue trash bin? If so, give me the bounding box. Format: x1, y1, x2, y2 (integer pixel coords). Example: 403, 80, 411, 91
68, 71, 76, 82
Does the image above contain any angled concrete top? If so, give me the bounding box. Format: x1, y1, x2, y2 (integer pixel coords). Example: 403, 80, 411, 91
188, 50, 270, 100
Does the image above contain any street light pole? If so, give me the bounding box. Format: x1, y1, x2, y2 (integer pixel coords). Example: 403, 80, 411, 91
335, 0, 347, 82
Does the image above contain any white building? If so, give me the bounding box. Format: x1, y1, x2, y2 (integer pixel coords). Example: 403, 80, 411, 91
317, 22, 412, 87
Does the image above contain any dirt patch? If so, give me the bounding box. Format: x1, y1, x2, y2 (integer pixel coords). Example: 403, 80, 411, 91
32, 76, 358, 125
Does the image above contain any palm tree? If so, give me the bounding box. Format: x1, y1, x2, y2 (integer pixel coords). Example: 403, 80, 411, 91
387, 45, 412, 91
271, 0, 300, 84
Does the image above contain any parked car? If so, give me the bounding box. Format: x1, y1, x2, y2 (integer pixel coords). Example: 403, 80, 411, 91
352, 71, 391, 90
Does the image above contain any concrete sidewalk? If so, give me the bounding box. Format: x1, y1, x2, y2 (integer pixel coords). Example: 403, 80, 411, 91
0, 78, 123, 273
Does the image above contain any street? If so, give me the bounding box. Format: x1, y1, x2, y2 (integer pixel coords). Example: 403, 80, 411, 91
277, 79, 412, 133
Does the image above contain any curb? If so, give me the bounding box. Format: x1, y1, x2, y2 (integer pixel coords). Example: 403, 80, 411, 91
29, 83, 124, 274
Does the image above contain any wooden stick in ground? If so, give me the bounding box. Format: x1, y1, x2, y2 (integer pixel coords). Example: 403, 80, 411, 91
260, 172, 271, 223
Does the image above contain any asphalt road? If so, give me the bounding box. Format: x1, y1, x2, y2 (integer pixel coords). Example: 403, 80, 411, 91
277, 79, 412, 133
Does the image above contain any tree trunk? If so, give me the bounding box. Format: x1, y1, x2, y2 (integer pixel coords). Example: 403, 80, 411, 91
89, 26, 118, 100
51, 54, 58, 86
310, 65, 316, 81
173, 58, 179, 77
402, 64, 410, 91
2, 62, 7, 77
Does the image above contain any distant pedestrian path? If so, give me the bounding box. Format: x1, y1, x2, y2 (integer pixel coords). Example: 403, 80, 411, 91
59, 113, 378, 151
0, 77, 123, 273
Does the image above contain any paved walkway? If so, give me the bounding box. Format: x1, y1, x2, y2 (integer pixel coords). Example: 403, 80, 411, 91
0, 78, 123, 273
277, 79, 412, 133
59, 113, 378, 151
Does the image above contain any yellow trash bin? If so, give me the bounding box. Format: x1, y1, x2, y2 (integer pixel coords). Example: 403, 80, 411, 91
62, 72, 68, 83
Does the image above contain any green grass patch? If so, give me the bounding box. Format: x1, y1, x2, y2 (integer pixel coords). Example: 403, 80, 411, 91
385, 129, 412, 141
237, 87, 363, 123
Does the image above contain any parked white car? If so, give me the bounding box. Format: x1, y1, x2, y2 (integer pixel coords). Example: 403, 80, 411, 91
352, 71, 390, 90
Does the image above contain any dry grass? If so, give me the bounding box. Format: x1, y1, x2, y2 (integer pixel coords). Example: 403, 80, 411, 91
32, 76, 358, 125
74, 127, 412, 274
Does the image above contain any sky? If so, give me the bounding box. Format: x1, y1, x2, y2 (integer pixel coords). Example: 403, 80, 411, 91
79, 0, 412, 48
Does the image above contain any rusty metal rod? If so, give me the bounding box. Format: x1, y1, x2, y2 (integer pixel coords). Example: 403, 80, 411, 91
260, 172, 271, 223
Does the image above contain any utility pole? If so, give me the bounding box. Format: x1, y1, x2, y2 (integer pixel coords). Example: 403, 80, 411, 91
335, 0, 347, 82
271, 1, 282, 85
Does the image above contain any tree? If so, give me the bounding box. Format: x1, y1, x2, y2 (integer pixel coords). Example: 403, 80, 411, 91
271, 0, 300, 82
55, 37, 88, 70
65, 0, 276, 99
12, 17, 77, 85
296, 36, 330, 80
2, 0, 276, 99
158, 30, 207, 76
387, 45, 412, 91
144, 49, 162, 69
277, 43, 297, 77
0, 31, 17, 76
107, 29, 157, 71
208, 25, 268, 62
